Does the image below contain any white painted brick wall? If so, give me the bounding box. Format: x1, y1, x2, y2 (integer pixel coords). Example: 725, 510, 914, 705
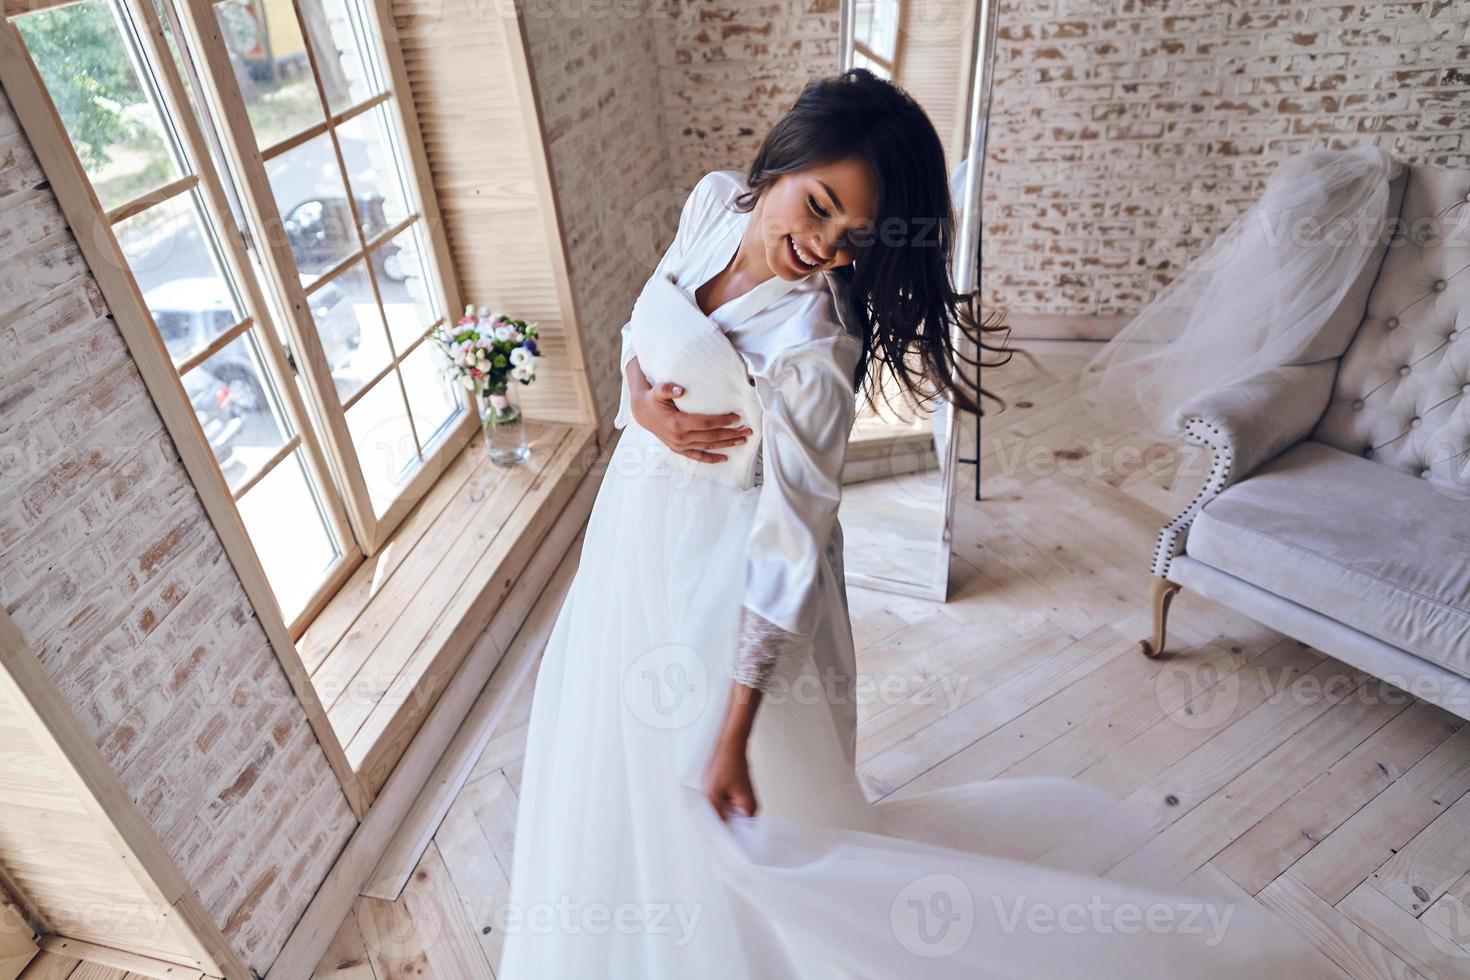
981, 0, 1469, 334
533, 0, 1469, 410
520, 1, 681, 437
0, 85, 357, 975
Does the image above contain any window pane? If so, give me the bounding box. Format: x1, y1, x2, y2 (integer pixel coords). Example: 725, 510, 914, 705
118, 193, 244, 366
183, 333, 291, 491
346, 372, 417, 513
308, 262, 392, 401
373, 224, 436, 351
237, 450, 338, 620
269, 133, 356, 283
16, 0, 182, 211
854, 0, 897, 62
300, 0, 382, 114
215, 0, 324, 148
399, 339, 462, 450
337, 103, 411, 240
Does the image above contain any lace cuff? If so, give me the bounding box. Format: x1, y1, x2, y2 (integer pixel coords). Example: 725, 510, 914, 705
730, 604, 806, 694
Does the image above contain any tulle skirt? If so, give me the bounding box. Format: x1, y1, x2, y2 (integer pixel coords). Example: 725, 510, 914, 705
496, 426, 1320, 978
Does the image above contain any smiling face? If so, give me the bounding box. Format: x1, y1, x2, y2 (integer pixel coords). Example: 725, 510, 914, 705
753, 156, 880, 280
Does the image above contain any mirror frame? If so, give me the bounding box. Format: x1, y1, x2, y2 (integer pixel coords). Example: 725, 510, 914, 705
837, 0, 998, 601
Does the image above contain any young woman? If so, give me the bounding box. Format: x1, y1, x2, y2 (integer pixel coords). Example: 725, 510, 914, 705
497, 68, 1316, 978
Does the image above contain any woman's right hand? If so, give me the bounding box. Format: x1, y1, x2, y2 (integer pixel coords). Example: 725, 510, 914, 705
628, 358, 753, 463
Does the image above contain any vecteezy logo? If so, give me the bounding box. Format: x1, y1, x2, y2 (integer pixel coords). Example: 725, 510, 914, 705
890, 873, 974, 959
623, 643, 709, 730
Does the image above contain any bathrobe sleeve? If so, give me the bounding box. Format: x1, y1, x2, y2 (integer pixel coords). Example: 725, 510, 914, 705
730, 332, 862, 694
614, 174, 722, 430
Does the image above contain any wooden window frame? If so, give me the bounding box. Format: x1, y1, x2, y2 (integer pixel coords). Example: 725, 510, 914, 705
21, 0, 367, 619
1, 0, 472, 814
0, 0, 371, 814
178, 0, 474, 559
5, 0, 475, 560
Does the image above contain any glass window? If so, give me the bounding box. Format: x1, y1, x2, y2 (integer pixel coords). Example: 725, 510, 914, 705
308, 261, 393, 401
16, 0, 184, 211
299, 0, 383, 113
337, 103, 411, 239
16, 0, 461, 625
116, 192, 244, 365
346, 372, 417, 513
374, 223, 436, 351
399, 338, 462, 449
18, 0, 351, 626
214, 0, 324, 147
183, 333, 290, 491
270, 133, 358, 283
237, 451, 340, 620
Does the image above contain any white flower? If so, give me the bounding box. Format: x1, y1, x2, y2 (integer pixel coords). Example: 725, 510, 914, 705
511, 364, 531, 383
460, 376, 475, 390
509, 347, 530, 366
494, 324, 513, 343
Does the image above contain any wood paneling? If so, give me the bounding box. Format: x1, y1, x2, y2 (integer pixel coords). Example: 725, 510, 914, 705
894, 0, 975, 169
392, 0, 592, 427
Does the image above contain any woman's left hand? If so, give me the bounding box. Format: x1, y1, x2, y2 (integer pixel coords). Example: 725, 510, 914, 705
704, 742, 757, 821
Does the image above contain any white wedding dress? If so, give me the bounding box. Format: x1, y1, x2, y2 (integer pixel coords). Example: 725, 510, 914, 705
496, 170, 1320, 978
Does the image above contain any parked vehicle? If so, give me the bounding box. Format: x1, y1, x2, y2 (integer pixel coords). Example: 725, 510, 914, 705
182, 364, 246, 482
282, 194, 408, 282
146, 279, 364, 458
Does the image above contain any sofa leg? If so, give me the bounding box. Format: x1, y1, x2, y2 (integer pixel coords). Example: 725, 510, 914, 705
1139, 578, 1182, 658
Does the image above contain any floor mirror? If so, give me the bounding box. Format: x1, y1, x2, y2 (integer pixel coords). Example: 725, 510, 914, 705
836, 0, 996, 600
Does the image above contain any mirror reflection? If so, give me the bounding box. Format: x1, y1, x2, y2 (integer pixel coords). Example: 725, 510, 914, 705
838, 0, 983, 600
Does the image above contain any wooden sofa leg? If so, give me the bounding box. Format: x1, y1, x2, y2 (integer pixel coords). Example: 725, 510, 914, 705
1139, 578, 1182, 658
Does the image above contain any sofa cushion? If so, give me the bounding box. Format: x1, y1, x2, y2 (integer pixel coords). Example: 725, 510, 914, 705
1186, 440, 1470, 678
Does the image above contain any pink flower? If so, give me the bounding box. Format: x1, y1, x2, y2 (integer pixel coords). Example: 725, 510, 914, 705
489, 393, 509, 410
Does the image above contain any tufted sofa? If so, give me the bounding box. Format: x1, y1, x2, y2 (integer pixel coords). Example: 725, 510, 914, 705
1142, 156, 1470, 720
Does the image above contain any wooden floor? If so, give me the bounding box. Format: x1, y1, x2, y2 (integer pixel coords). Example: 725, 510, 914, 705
312, 346, 1470, 980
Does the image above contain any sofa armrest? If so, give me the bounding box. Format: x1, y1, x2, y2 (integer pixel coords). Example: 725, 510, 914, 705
1173, 361, 1338, 484
1151, 361, 1337, 577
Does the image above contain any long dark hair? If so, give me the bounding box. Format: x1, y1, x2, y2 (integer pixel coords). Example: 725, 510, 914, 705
731, 67, 1010, 419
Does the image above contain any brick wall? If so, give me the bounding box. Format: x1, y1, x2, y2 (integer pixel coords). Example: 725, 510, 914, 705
0, 86, 357, 973
520, 0, 844, 430
520, 2, 681, 435
652, 0, 844, 189
982, 0, 1470, 337
535, 0, 1469, 393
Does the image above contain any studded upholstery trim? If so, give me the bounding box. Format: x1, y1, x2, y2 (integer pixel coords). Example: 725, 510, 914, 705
1151, 416, 1236, 578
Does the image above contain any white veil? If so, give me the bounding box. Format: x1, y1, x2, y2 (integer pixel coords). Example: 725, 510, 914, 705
1079, 145, 1401, 436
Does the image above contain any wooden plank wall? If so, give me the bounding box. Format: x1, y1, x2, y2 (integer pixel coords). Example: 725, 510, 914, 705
895, 0, 976, 171
389, 0, 591, 427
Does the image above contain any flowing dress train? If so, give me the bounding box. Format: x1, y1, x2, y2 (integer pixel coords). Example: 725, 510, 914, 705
495, 169, 1321, 978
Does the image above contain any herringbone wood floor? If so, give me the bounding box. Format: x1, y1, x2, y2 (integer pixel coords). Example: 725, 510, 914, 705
311, 345, 1470, 980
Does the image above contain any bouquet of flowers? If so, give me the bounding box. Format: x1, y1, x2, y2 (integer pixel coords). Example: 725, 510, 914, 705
432, 305, 541, 410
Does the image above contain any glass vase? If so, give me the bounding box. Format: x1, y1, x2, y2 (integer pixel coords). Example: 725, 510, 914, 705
478, 384, 530, 467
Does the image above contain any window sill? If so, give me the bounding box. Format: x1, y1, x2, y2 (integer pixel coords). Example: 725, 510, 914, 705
296, 419, 598, 801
